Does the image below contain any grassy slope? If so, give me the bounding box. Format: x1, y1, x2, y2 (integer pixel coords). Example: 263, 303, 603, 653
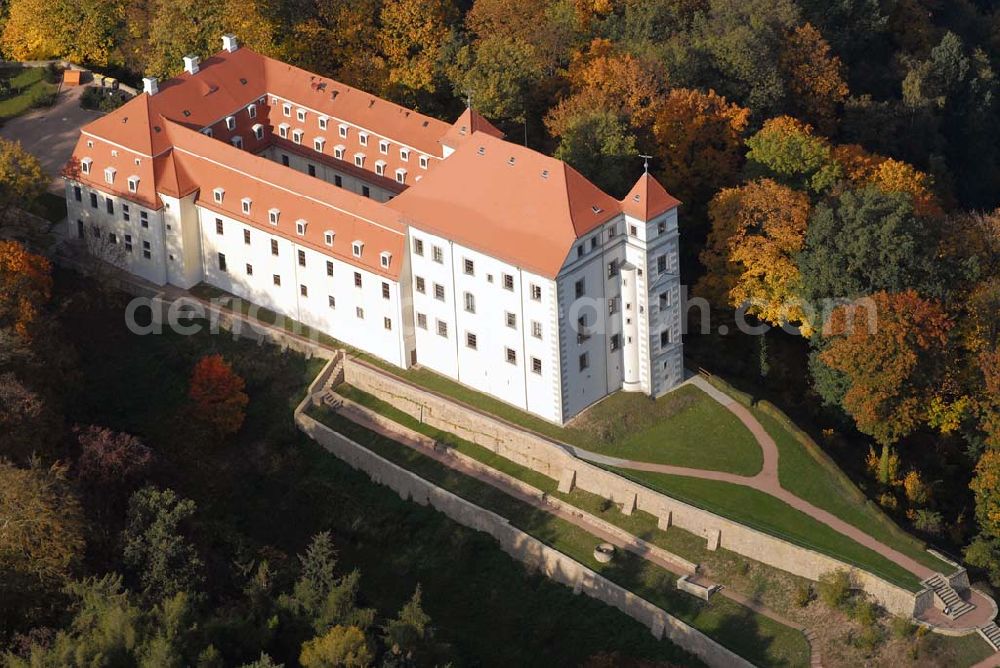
62, 286, 706, 668
0, 67, 56, 119
313, 404, 810, 668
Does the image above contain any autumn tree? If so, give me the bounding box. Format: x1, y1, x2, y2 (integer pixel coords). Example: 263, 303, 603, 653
0, 0, 121, 65
745, 116, 841, 193
188, 354, 249, 437
0, 241, 53, 340
967, 449, 1000, 585
818, 290, 952, 447
651, 87, 749, 209
0, 139, 48, 224
465, 0, 580, 74
698, 179, 813, 334
778, 23, 849, 134
300, 625, 373, 668
76, 426, 153, 489
123, 486, 204, 601
378, 0, 457, 99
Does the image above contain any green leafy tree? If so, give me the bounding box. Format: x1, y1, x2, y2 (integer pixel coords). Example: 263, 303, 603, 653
123, 486, 204, 601
449, 35, 544, 126
299, 625, 372, 668
744, 116, 841, 194
381, 585, 433, 667
551, 107, 637, 197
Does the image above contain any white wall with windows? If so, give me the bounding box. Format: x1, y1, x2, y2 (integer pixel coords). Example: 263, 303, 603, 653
258, 146, 397, 203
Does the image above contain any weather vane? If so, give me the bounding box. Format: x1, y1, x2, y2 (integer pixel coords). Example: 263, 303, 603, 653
639, 154, 653, 173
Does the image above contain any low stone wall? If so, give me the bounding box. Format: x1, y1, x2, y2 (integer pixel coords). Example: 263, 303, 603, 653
295, 410, 753, 668
343, 357, 921, 617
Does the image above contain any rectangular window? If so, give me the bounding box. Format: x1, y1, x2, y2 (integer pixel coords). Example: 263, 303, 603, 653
334, 175, 343, 187
356, 307, 365, 319
607, 260, 619, 278
464, 292, 475, 313
590, 237, 598, 250
244, 229, 251, 245
217, 252, 227, 272
437, 320, 448, 337
417, 313, 427, 329
308, 164, 316, 177
105, 198, 114, 215
432, 246, 443, 263
90, 192, 98, 208
608, 297, 619, 315
413, 238, 424, 255
298, 249, 306, 267
273, 274, 281, 286
122, 204, 130, 222
610, 334, 621, 352
502, 273, 514, 291
506, 348, 517, 365
576, 245, 584, 258
362, 185, 370, 198
215, 218, 224, 235
574, 279, 585, 299
328, 295, 336, 308
415, 276, 425, 293
300, 284, 308, 297
579, 352, 589, 371
354, 272, 362, 287
246, 263, 253, 275
434, 284, 445, 301
140, 211, 149, 228
657, 221, 667, 235
281, 154, 290, 167
657, 255, 667, 274
466, 332, 477, 350
419, 155, 429, 169
629, 224, 638, 236
382, 282, 390, 300
463, 258, 474, 275
384, 317, 392, 330
142, 240, 151, 260
530, 284, 541, 301
660, 329, 672, 347
326, 260, 334, 277
73, 186, 82, 202
531, 321, 542, 339
124, 234, 133, 253
532, 357, 542, 375
505, 312, 516, 328
659, 291, 670, 310
271, 239, 279, 256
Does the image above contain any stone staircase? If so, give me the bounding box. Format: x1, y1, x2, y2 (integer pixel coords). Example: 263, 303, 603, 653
978, 622, 1000, 652
921, 573, 976, 620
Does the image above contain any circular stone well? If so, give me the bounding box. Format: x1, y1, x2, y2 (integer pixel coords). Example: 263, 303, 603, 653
594, 542, 615, 564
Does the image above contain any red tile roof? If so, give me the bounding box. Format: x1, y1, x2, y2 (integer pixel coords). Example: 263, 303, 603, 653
620, 173, 681, 220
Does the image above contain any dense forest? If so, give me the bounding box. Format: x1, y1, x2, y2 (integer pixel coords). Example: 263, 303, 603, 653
0, 0, 999, 663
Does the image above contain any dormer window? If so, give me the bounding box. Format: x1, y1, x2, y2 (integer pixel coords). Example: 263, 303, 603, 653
379, 140, 389, 154
213, 187, 224, 204
252, 123, 264, 140
230, 136, 243, 149
318, 116, 328, 130
86, 140, 93, 148
225, 116, 236, 130
81, 158, 93, 175
399, 148, 409, 162
338, 124, 348, 138
202, 128, 213, 138
375, 160, 386, 177
380, 251, 391, 268
292, 129, 303, 144
358, 132, 368, 146
354, 153, 365, 168
247, 103, 256, 118
297, 109, 306, 122
111, 150, 118, 158
268, 208, 279, 225
278, 123, 289, 139
419, 156, 429, 169
352, 241, 363, 257
241, 197, 252, 214
282, 102, 291, 117
395, 168, 406, 184
104, 167, 116, 184
324, 231, 334, 246
127, 175, 139, 193
295, 219, 307, 236
334, 145, 345, 160
314, 137, 325, 152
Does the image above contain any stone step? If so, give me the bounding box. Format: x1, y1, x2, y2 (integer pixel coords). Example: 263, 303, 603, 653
922, 572, 976, 619
978, 623, 1000, 652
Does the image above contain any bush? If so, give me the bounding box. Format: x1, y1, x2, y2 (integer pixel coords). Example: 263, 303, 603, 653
44, 63, 62, 84
30, 90, 57, 108
818, 569, 852, 609
850, 598, 877, 627
81, 86, 132, 113
793, 583, 813, 607
911, 509, 943, 535
851, 625, 884, 654
891, 615, 916, 638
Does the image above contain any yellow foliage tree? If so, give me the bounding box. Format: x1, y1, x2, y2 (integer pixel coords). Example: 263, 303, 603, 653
300, 625, 373, 668
378, 0, 456, 96
778, 23, 849, 134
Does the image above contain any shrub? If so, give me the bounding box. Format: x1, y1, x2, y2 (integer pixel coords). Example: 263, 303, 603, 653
818, 569, 852, 609
30, 89, 57, 108
81, 86, 132, 112
793, 583, 813, 607
911, 509, 943, 535
851, 598, 877, 627
891, 615, 916, 638
903, 470, 931, 505
851, 625, 884, 654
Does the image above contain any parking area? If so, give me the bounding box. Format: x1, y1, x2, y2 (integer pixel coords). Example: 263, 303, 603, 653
0, 85, 100, 191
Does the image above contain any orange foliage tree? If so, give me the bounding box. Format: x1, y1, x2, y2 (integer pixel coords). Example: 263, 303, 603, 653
778, 23, 849, 135
819, 290, 952, 446
188, 354, 249, 437
698, 179, 813, 334
651, 88, 749, 209
0, 240, 52, 339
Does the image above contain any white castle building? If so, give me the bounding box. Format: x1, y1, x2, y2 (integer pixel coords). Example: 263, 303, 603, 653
64, 36, 683, 424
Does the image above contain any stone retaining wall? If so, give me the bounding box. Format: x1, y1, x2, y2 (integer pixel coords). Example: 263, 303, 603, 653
343, 357, 921, 617
295, 410, 753, 668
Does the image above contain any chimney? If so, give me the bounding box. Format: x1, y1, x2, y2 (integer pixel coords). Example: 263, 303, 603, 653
183, 55, 200, 75
222, 34, 239, 53
142, 77, 158, 95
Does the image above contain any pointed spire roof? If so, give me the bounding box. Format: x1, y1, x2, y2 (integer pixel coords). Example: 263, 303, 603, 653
440, 108, 504, 150
620, 172, 681, 221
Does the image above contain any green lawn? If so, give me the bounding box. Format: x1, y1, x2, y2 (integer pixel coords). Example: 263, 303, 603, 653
753, 407, 952, 574
313, 404, 811, 668
61, 277, 710, 668
609, 468, 924, 591
0, 67, 57, 120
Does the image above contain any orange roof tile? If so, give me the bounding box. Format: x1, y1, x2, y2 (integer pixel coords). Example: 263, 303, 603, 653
441, 108, 505, 150
81, 94, 172, 156
620, 172, 681, 220
388, 132, 620, 277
